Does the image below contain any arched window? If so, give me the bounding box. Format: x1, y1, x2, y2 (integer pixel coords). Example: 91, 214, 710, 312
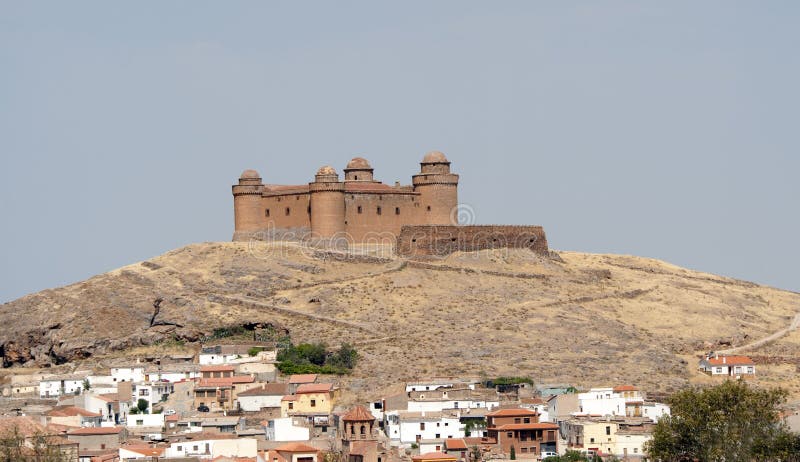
350, 424, 355, 435
360, 425, 366, 435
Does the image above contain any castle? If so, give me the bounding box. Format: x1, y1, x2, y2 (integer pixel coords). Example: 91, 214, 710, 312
232, 151, 459, 242
233, 151, 548, 256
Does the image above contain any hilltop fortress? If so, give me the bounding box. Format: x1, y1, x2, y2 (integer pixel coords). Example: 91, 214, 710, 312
233, 151, 548, 256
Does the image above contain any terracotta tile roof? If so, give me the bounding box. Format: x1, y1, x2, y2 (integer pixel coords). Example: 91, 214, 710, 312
486, 408, 539, 417
705, 355, 755, 366
236, 383, 289, 397
274, 442, 320, 452
493, 422, 559, 431
342, 405, 375, 421
281, 395, 298, 401
295, 383, 333, 394
67, 426, 123, 435
412, 452, 458, 461
613, 385, 638, 392
288, 374, 318, 384
166, 415, 180, 422
47, 406, 102, 418
0, 416, 48, 437
444, 438, 467, 450
200, 365, 236, 372
123, 446, 165, 456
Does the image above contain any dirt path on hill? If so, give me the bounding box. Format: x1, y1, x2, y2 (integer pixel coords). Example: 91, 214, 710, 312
717, 310, 800, 354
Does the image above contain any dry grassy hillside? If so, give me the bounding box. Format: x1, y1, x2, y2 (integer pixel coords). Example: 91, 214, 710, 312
2, 242, 798, 399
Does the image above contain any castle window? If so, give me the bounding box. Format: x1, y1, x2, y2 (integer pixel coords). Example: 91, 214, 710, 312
296, 196, 299, 200
395, 207, 400, 215
357, 206, 362, 214
377, 206, 382, 215
265, 209, 270, 217
308, 206, 311, 214
285, 207, 290, 216
426, 206, 431, 211
354, 175, 358, 180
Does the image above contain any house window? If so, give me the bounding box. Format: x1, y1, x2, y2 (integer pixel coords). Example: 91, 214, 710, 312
606, 426, 611, 435
590, 438, 595, 443
288, 402, 294, 410
177, 446, 182, 451
514, 418, 521, 424
136, 419, 144, 425
633, 448, 638, 454
427, 206, 431, 211
310, 399, 316, 407
435, 433, 440, 439
377, 206, 382, 215
357, 206, 362, 214
507, 432, 513, 438
436, 446, 441, 451
265, 209, 270, 217
101, 444, 106, 450
521, 448, 528, 453
715, 367, 723, 373
395, 207, 400, 215
420, 423, 426, 430
285, 207, 290, 216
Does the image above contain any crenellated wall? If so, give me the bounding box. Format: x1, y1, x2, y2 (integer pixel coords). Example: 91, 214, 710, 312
396, 225, 549, 257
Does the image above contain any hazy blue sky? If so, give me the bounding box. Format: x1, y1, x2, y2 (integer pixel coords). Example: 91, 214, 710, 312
1, 1, 798, 303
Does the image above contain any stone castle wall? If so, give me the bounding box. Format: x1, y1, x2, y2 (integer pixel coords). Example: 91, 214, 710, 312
396, 225, 548, 257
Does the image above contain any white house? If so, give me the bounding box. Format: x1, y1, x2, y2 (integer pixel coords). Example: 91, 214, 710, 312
699, 355, 756, 377
198, 345, 255, 365
642, 402, 671, 421
265, 417, 311, 442
164, 436, 257, 459
127, 413, 165, 429
405, 379, 477, 393
144, 365, 201, 383
39, 376, 85, 398
134, 382, 174, 412
384, 411, 464, 445
236, 383, 288, 412
111, 366, 145, 383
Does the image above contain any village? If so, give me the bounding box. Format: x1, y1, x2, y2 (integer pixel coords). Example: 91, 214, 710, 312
0, 341, 761, 462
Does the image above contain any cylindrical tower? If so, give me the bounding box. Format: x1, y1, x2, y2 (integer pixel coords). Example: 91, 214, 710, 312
412, 151, 459, 225
309, 166, 346, 238
232, 169, 265, 241
343, 157, 375, 182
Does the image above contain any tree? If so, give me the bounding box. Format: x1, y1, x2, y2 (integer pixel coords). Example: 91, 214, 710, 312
136, 398, 150, 414
328, 343, 358, 370
0, 427, 73, 462
644, 380, 800, 462
510, 445, 516, 460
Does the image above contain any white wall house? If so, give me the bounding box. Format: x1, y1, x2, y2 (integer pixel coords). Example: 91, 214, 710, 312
405, 380, 477, 393
134, 382, 174, 412
144, 369, 201, 383
127, 413, 165, 429
699, 355, 756, 376
407, 398, 499, 413
385, 411, 464, 445
39, 377, 84, 398
642, 402, 671, 421
237, 384, 287, 412
264, 417, 311, 442
164, 437, 257, 459
111, 366, 145, 383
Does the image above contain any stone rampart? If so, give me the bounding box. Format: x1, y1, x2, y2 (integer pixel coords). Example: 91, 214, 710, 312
397, 225, 548, 258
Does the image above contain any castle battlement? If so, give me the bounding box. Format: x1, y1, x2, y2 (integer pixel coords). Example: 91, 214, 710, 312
232, 152, 459, 243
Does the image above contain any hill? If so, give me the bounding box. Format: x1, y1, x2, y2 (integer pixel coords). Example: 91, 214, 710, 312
2, 242, 799, 399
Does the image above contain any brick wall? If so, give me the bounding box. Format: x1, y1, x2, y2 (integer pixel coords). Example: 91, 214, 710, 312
396, 225, 548, 257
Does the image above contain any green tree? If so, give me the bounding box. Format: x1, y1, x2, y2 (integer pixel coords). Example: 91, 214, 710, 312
510, 445, 516, 460
645, 380, 800, 462
328, 343, 358, 370
0, 427, 73, 462
136, 398, 150, 414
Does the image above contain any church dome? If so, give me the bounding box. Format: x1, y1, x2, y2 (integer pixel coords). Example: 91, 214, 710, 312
422, 151, 448, 163
240, 169, 260, 179
345, 157, 372, 170
316, 165, 337, 175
